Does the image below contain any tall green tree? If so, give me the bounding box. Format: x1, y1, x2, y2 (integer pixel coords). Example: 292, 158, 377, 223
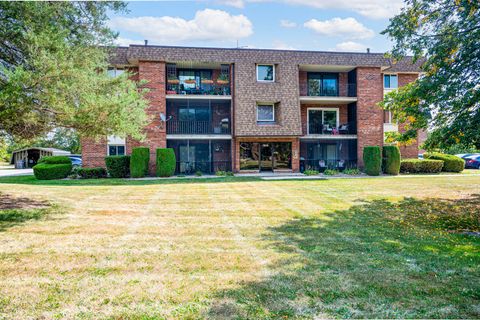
0, 2, 149, 141
380, 0, 480, 149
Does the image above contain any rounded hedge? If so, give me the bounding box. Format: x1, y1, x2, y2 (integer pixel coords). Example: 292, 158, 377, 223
156, 148, 176, 177
383, 145, 401, 175
363, 146, 382, 176
130, 147, 150, 178
424, 152, 464, 172
105, 155, 130, 178
38, 155, 72, 165
33, 163, 72, 180
400, 159, 444, 173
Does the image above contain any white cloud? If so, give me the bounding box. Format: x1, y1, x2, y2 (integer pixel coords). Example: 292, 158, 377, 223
214, 0, 403, 19
280, 19, 297, 28
334, 41, 368, 52
114, 37, 144, 46
216, 0, 245, 8
281, 0, 403, 19
109, 9, 253, 44
304, 17, 374, 40
271, 40, 297, 50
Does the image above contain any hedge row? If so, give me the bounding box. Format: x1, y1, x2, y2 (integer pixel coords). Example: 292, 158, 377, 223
130, 147, 150, 178
363, 146, 382, 176
33, 162, 72, 180
400, 159, 444, 173
105, 155, 130, 178
77, 167, 107, 179
156, 148, 176, 177
424, 152, 464, 172
383, 146, 401, 175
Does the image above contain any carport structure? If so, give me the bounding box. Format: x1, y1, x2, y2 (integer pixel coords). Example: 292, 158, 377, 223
10, 147, 70, 168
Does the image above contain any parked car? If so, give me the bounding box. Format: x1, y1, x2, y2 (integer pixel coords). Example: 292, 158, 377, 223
418, 154, 424, 159
464, 155, 480, 169
455, 153, 479, 159
68, 156, 82, 167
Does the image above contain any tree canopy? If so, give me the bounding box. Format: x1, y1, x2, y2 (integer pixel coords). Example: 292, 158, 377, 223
381, 0, 480, 149
0, 2, 149, 142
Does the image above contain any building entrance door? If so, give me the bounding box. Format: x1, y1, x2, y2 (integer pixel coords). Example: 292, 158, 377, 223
259, 143, 273, 171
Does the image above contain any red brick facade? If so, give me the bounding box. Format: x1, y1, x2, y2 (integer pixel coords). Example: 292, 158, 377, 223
82, 45, 422, 173
356, 67, 384, 166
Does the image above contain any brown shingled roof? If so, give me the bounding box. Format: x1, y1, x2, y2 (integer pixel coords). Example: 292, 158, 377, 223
108, 45, 423, 72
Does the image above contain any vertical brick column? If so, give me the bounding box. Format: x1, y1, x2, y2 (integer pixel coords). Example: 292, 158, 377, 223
291, 138, 300, 172
81, 137, 107, 168
138, 61, 166, 175
356, 67, 384, 167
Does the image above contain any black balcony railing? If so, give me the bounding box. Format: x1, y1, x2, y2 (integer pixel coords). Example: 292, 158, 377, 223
308, 121, 357, 135
166, 83, 231, 96
167, 120, 231, 135
300, 159, 357, 172
307, 82, 356, 97
175, 160, 232, 175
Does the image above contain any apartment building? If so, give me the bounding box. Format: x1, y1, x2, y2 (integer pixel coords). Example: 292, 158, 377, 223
81, 45, 423, 175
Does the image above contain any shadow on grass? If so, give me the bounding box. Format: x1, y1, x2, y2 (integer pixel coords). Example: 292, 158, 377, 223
209, 196, 480, 319
0, 193, 59, 232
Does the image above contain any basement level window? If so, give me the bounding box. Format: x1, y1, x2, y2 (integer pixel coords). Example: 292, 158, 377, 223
108, 145, 125, 156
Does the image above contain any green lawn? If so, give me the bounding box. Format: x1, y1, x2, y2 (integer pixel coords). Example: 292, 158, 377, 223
0, 175, 479, 319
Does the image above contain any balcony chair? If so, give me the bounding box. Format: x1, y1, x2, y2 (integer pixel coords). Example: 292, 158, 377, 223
323, 124, 333, 134
338, 124, 349, 134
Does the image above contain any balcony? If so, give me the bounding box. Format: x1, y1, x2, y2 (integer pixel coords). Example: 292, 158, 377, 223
307, 121, 357, 136
166, 98, 231, 136
167, 120, 230, 135
299, 68, 357, 104
166, 63, 231, 97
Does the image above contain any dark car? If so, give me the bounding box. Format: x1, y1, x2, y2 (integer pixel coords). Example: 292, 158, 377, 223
464, 155, 480, 169
68, 156, 82, 167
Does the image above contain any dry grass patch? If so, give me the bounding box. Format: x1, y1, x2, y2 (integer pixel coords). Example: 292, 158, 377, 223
0, 176, 479, 319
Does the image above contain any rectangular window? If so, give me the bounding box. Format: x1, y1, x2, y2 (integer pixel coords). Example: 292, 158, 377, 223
108, 145, 125, 156
307, 108, 339, 134
384, 110, 395, 124
107, 68, 124, 78
307, 73, 339, 96
256, 64, 275, 82
384, 74, 398, 89
257, 104, 275, 122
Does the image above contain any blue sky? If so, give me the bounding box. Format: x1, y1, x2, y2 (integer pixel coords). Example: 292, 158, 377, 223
108, 0, 405, 53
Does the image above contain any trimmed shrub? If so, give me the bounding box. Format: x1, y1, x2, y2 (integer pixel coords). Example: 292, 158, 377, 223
77, 167, 107, 179
303, 170, 319, 176
38, 155, 71, 165
383, 146, 401, 175
215, 171, 234, 176
400, 159, 444, 173
424, 152, 464, 172
105, 155, 130, 178
363, 146, 382, 176
156, 148, 176, 177
343, 168, 361, 175
324, 169, 339, 176
130, 147, 150, 178
33, 163, 72, 180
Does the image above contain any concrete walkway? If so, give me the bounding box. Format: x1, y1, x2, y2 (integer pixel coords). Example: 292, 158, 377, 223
0, 164, 33, 177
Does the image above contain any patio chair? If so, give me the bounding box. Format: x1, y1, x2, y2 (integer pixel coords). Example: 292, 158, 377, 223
338, 124, 349, 134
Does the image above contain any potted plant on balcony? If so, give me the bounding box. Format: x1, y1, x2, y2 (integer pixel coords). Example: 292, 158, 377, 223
167, 75, 179, 84
184, 78, 196, 84
201, 78, 214, 84
216, 74, 229, 85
